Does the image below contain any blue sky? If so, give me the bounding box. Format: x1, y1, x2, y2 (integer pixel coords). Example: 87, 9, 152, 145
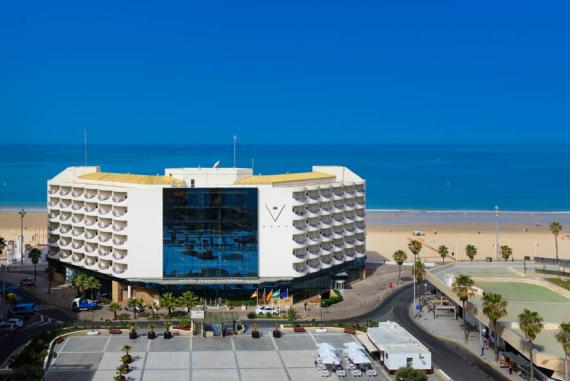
1, 1, 568, 145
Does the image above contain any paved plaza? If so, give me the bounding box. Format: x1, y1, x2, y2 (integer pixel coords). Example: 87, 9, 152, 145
45, 332, 388, 381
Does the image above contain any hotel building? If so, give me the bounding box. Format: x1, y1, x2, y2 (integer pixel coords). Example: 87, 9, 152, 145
46, 165, 366, 304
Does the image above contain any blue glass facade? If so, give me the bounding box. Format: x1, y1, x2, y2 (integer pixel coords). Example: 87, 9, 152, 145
163, 188, 258, 278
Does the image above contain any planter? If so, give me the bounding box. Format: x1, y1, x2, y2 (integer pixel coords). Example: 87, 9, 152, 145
86, 330, 100, 336
129, 331, 138, 339
293, 327, 305, 333
272, 330, 282, 338
120, 363, 130, 373
109, 329, 122, 335
343, 328, 356, 335
251, 330, 260, 339
147, 331, 156, 339
315, 328, 328, 333
164, 331, 173, 339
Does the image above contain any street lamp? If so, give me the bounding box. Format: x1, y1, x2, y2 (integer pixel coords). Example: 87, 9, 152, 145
494, 206, 499, 262
18, 208, 26, 265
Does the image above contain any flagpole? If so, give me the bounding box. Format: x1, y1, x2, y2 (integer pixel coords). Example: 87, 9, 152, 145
256, 288, 259, 306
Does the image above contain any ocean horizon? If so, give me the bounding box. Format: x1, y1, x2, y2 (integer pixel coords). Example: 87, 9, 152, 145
1, 143, 569, 212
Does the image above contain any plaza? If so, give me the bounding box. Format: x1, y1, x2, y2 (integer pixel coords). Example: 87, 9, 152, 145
45, 331, 387, 381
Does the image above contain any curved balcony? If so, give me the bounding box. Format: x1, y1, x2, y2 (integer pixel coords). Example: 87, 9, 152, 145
113, 249, 128, 261
48, 223, 60, 233
72, 213, 84, 224
113, 192, 128, 203
48, 210, 60, 221
344, 241, 355, 250
293, 222, 308, 233
113, 222, 127, 232
321, 218, 333, 227
307, 235, 320, 245
72, 227, 84, 238
72, 252, 84, 263
48, 185, 60, 195
333, 203, 344, 212
98, 191, 112, 202
306, 245, 320, 259
293, 249, 306, 261
345, 248, 356, 259
113, 206, 128, 218
84, 189, 98, 200
355, 215, 365, 222
307, 224, 320, 232
98, 259, 112, 271
307, 209, 320, 218
71, 201, 84, 211
48, 234, 59, 245
344, 212, 356, 222
355, 197, 365, 206
72, 240, 84, 250
84, 217, 97, 227
356, 249, 366, 258
307, 259, 321, 273
333, 240, 345, 249
293, 262, 308, 275
321, 254, 333, 268
84, 203, 98, 214
113, 264, 127, 274
307, 191, 320, 202
48, 247, 60, 257
99, 233, 112, 243
98, 219, 112, 230
84, 255, 98, 267
320, 244, 333, 253
344, 224, 356, 234
59, 200, 71, 210
98, 245, 112, 257
356, 234, 365, 243
85, 243, 98, 253
333, 219, 344, 227
72, 187, 84, 198
320, 234, 332, 244
98, 205, 112, 216
113, 235, 127, 246
59, 224, 72, 235
48, 197, 60, 207
344, 202, 356, 211
59, 187, 71, 196
333, 255, 344, 265
60, 249, 72, 260
320, 187, 333, 199
292, 207, 306, 218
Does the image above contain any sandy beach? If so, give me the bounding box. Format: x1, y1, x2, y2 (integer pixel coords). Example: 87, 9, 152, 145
1, 209, 569, 262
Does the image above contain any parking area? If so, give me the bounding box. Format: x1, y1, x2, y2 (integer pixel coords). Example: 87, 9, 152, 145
45, 332, 388, 381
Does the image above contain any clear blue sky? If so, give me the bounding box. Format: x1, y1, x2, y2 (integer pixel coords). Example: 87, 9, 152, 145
1, 1, 568, 145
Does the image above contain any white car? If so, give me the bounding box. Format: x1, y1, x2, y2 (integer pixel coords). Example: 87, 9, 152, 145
8, 318, 23, 329
255, 306, 280, 316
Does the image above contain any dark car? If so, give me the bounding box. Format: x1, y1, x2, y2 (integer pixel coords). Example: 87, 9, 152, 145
20, 277, 34, 287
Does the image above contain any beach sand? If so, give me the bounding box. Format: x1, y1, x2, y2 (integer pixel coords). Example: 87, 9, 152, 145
0, 210, 568, 262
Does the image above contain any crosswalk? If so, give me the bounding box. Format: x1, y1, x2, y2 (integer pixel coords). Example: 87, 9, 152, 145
34, 304, 57, 312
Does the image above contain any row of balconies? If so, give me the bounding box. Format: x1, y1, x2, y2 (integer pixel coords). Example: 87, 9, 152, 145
48, 185, 128, 203
292, 183, 365, 204
49, 200, 128, 218
293, 218, 365, 234
292, 240, 365, 261
49, 212, 128, 232
51, 219, 128, 238
292, 246, 363, 274
57, 249, 128, 274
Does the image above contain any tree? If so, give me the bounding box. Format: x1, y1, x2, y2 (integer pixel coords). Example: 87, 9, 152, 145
413, 260, 425, 283
178, 290, 199, 312
555, 321, 570, 381
393, 250, 408, 285
109, 302, 121, 320
518, 309, 544, 381
408, 240, 423, 307
147, 302, 158, 318
84, 276, 101, 300
128, 298, 143, 319
500, 245, 513, 261
394, 366, 428, 381
287, 307, 298, 323
45, 266, 56, 294
452, 274, 476, 342
438, 245, 449, 264
465, 244, 477, 262
28, 247, 42, 282
73, 273, 89, 297
482, 292, 508, 360
549, 221, 563, 261
160, 292, 177, 317
0, 236, 6, 254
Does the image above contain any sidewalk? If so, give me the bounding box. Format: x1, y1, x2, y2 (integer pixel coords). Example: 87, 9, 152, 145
414, 305, 522, 381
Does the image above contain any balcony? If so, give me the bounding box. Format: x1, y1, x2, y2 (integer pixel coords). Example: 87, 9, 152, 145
85, 230, 98, 241
60, 250, 72, 259
355, 197, 365, 206
113, 222, 127, 232
85, 255, 98, 267
113, 235, 127, 246
59, 187, 71, 196
48, 223, 60, 233
321, 244, 333, 253
48, 185, 60, 195
321, 218, 333, 227
332, 187, 344, 199
293, 191, 307, 203
99, 233, 112, 243
344, 240, 355, 250
344, 186, 355, 196
306, 245, 320, 259
293, 222, 307, 233
72, 240, 84, 250
84, 217, 97, 227
85, 243, 98, 253
293, 262, 308, 274
292, 207, 306, 218
308, 259, 321, 273
344, 212, 355, 221
84, 189, 97, 200
59, 224, 72, 234
113, 249, 128, 260
356, 234, 365, 242
48, 247, 60, 257
72, 227, 84, 237
293, 234, 307, 244
72, 252, 84, 263
320, 187, 333, 199
307, 234, 320, 245
307, 191, 320, 202
59, 200, 71, 209
48, 210, 60, 220
333, 240, 344, 249
112, 206, 127, 218
72, 214, 84, 224
98, 191, 112, 202
344, 202, 356, 211
333, 203, 344, 212
98, 259, 112, 271
71, 202, 84, 211
99, 205, 112, 216
333, 250, 344, 264
72, 187, 84, 198
84, 203, 98, 213
113, 264, 127, 274
321, 254, 333, 268
293, 249, 306, 260
98, 219, 112, 229
307, 208, 320, 218
345, 248, 356, 258
48, 234, 59, 244
98, 245, 112, 256
48, 197, 60, 207
113, 192, 128, 203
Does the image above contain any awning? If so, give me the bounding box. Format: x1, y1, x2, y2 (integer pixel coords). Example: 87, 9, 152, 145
357, 333, 380, 354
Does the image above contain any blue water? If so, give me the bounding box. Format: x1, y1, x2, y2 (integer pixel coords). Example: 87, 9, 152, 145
1, 144, 569, 211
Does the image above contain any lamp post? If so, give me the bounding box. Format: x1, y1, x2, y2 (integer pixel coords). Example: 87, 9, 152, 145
19, 209, 26, 264
494, 206, 499, 261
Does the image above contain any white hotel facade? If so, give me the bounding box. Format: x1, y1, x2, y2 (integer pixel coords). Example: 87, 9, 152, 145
47, 165, 366, 304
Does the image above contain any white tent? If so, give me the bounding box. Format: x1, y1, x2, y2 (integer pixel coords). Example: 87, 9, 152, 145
317, 343, 341, 365
343, 342, 371, 365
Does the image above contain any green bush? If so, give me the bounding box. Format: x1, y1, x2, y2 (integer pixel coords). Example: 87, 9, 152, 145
394, 367, 428, 381
247, 312, 257, 319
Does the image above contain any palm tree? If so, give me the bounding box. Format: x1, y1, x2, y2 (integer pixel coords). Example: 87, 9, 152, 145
393, 250, 408, 285
482, 292, 508, 360
0, 236, 6, 254
500, 245, 513, 261
452, 274, 476, 342
556, 321, 570, 381
73, 273, 89, 297
128, 298, 143, 319
465, 244, 477, 262
147, 302, 158, 318
160, 292, 177, 318
413, 260, 425, 283
438, 245, 449, 264
408, 240, 423, 308
28, 247, 42, 282
45, 266, 56, 294
549, 221, 563, 261
178, 290, 199, 313
109, 302, 121, 320
518, 309, 544, 381
84, 276, 101, 300
287, 307, 298, 323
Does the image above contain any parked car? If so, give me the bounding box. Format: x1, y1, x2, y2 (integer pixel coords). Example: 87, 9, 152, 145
20, 277, 34, 287
11, 303, 35, 318
7, 317, 23, 329
125, 305, 144, 314
71, 298, 97, 312
255, 305, 280, 316
0, 322, 16, 335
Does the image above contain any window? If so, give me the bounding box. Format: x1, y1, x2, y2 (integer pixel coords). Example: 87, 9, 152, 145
190, 179, 195, 188
406, 357, 413, 367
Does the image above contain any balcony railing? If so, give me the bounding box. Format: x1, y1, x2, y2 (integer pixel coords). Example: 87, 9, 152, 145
113, 265, 126, 274
98, 261, 111, 270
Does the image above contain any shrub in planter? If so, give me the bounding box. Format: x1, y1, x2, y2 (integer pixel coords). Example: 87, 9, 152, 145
122, 345, 133, 364
147, 324, 156, 339
163, 322, 173, 339
251, 323, 260, 338
129, 324, 138, 339
113, 371, 126, 381
236, 323, 245, 333
272, 322, 282, 338
247, 312, 257, 319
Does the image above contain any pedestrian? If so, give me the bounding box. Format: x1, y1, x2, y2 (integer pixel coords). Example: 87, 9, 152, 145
508, 360, 513, 374
304, 302, 307, 311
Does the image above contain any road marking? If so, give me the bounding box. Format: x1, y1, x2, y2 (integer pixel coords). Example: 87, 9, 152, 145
308, 331, 319, 346
270, 333, 292, 381
230, 337, 243, 381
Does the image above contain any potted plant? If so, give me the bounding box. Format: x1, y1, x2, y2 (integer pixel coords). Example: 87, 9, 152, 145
129, 323, 138, 339
272, 322, 282, 338
113, 370, 126, 381
251, 323, 260, 339
163, 322, 173, 339
236, 322, 245, 334
121, 345, 133, 364
147, 324, 156, 339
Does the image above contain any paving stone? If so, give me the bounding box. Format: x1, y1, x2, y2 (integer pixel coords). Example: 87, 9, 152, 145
60, 336, 108, 352
240, 368, 289, 381
280, 350, 317, 368
192, 351, 236, 369
191, 369, 239, 381
50, 352, 102, 371
106, 336, 149, 352
233, 336, 274, 351
236, 351, 282, 368
192, 336, 232, 351
275, 334, 316, 351
148, 336, 190, 352
142, 369, 189, 381
145, 352, 190, 370
44, 371, 96, 381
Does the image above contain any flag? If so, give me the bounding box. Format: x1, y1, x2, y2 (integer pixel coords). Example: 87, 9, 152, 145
266, 289, 273, 303
272, 289, 280, 298
280, 289, 288, 299
250, 289, 258, 299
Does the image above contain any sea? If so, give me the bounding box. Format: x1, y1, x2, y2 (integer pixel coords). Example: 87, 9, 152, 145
1, 144, 570, 213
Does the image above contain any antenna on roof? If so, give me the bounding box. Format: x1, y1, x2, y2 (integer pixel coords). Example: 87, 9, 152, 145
83, 128, 88, 166
213, 160, 221, 169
